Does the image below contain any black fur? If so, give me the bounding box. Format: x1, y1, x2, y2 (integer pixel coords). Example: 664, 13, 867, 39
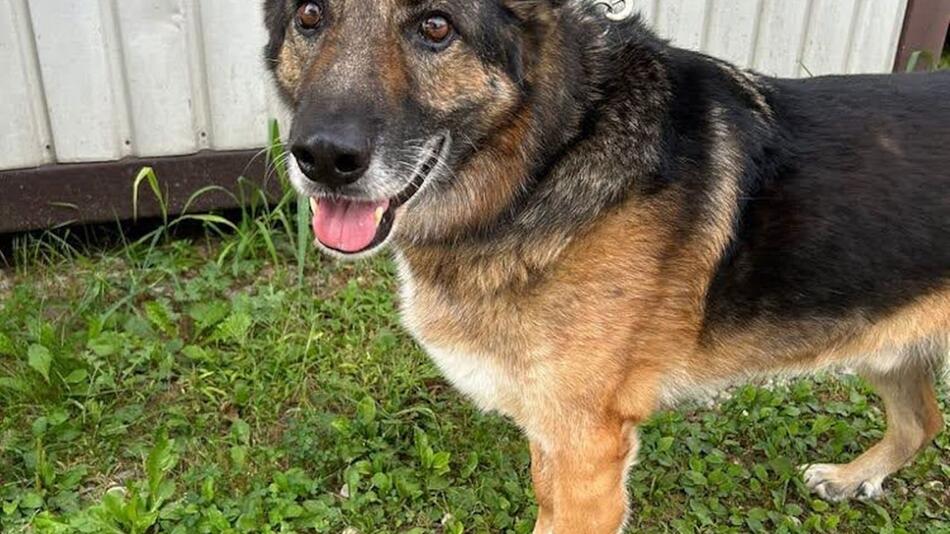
263, 0, 293, 71
705, 71, 950, 328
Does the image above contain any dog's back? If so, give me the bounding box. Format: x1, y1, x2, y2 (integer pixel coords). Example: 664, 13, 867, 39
665, 57, 949, 504
703, 70, 949, 347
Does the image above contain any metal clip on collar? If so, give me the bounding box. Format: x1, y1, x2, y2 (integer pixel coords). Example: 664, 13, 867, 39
593, 0, 635, 21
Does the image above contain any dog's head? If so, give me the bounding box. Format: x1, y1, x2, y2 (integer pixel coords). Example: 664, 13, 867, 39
264, 0, 579, 259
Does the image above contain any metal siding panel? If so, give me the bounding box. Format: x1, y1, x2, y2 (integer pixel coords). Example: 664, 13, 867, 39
637, 0, 659, 27
184, 0, 213, 151
1, 0, 914, 173
705, 0, 762, 67
199, 0, 270, 151
753, 0, 812, 77
0, 0, 53, 170
799, 0, 860, 76
848, 0, 909, 73
115, 0, 200, 156
99, 0, 134, 158
656, 0, 711, 51
29, 0, 125, 162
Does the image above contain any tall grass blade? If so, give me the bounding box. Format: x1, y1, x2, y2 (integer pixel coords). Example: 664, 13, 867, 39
132, 167, 167, 225
906, 50, 923, 73
267, 119, 310, 285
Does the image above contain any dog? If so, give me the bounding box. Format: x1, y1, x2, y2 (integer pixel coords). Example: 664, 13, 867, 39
263, 0, 949, 531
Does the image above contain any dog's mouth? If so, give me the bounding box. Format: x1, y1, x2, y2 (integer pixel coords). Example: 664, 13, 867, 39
309, 135, 448, 255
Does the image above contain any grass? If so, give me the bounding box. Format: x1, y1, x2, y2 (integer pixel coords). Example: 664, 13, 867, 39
1, 124, 948, 533
906, 44, 950, 72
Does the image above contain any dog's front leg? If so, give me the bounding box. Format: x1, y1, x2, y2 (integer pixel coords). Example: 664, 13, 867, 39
546, 419, 636, 533
530, 441, 555, 534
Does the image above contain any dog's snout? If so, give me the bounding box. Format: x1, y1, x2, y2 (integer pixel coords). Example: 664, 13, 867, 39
291, 124, 374, 187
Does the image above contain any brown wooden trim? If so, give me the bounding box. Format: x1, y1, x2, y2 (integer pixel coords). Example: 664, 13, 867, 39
0, 150, 283, 234
894, 0, 950, 72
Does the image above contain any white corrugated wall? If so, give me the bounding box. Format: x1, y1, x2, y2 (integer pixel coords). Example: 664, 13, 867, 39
0, 0, 908, 172
638, 0, 908, 76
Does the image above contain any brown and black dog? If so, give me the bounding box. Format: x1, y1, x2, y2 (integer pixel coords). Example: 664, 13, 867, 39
263, 0, 949, 531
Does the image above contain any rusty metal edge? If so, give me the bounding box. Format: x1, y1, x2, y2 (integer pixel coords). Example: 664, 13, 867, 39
0, 149, 283, 235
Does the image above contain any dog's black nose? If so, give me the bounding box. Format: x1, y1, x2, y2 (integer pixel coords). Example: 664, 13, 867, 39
291, 126, 373, 187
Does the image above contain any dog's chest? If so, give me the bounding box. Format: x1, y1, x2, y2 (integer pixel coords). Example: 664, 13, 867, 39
419, 343, 518, 414
395, 258, 527, 416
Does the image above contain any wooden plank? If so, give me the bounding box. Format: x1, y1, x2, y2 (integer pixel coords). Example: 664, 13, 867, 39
29, 0, 125, 162
799, 0, 860, 76
115, 0, 200, 157
705, 0, 763, 67
0, 150, 278, 234
753, 0, 811, 77
895, 0, 950, 71
656, 0, 711, 51
0, 0, 54, 170
197, 0, 271, 151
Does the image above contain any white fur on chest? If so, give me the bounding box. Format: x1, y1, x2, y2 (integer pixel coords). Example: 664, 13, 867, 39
395, 254, 519, 414
421, 343, 516, 413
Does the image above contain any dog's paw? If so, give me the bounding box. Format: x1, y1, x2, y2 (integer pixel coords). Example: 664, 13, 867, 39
800, 463, 884, 502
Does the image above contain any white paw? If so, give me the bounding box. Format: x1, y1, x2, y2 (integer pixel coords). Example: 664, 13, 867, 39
800, 463, 884, 502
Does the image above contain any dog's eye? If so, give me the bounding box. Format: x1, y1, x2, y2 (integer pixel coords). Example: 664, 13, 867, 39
296, 2, 323, 31
419, 14, 453, 47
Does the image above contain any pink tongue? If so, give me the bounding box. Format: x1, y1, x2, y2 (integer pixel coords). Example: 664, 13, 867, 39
312, 198, 389, 253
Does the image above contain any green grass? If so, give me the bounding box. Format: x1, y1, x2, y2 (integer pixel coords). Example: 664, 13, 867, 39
906, 46, 950, 72
1, 127, 948, 533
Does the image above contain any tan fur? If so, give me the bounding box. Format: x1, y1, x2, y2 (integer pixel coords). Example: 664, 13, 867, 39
530, 442, 555, 534
378, 31, 411, 107
415, 46, 518, 116
398, 166, 948, 531
277, 40, 306, 98
692, 288, 950, 384
299, 28, 341, 91
398, 189, 689, 530
399, 105, 534, 247
821, 291, 949, 367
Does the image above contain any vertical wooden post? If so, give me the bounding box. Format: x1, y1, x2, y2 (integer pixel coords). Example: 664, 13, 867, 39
894, 0, 949, 71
